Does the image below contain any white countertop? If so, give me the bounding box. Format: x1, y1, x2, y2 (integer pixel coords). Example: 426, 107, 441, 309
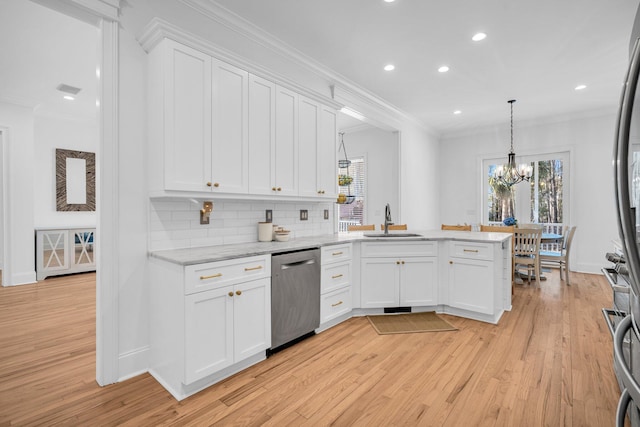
149, 230, 511, 266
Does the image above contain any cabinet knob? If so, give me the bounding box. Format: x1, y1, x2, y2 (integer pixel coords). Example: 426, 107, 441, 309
401, 261, 405, 265
236, 290, 242, 296
277, 187, 282, 191
449, 261, 453, 264
206, 182, 212, 187
228, 292, 234, 297
272, 187, 277, 191
213, 182, 220, 188
396, 261, 400, 265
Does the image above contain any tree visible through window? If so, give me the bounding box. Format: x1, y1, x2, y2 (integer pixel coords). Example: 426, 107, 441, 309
486, 154, 566, 226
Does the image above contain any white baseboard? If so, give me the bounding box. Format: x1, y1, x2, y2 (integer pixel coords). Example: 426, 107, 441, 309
118, 345, 149, 382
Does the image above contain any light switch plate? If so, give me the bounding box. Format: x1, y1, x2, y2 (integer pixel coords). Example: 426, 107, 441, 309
300, 210, 308, 221
265, 210, 272, 223
324, 209, 329, 220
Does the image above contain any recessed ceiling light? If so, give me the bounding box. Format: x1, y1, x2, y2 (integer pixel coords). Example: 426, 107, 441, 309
453, 110, 462, 115
384, 64, 395, 71
384, 0, 395, 2
438, 65, 450, 73
63, 95, 75, 101
472, 32, 487, 42
575, 84, 587, 91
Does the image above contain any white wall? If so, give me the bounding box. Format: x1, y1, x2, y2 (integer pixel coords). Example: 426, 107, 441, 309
400, 123, 441, 230
440, 110, 619, 274
33, 114, 97, 228
343, 127, 400, 228
0, 103, 36, 285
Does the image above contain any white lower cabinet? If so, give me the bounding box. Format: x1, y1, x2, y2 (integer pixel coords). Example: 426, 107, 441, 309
184, 277, 270, 384
320, 243, 352, 326
149, 255, 270, 400
445, 241, 504, 319
360, 242, 438, 308
447, 257, 493, 315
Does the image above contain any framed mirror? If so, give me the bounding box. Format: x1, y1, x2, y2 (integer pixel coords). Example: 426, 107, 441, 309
56, 148, 95, 211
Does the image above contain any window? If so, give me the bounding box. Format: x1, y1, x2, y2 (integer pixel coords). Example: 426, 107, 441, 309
338, 157, 366, 231
484, 151, 569, 234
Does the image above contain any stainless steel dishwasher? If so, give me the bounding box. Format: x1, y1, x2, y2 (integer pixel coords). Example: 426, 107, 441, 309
269, 248, 320, 354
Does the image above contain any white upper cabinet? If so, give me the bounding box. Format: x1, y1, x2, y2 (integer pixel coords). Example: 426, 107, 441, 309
248, 75, 276, 195
211, 59, 249, 194
148, 37, 338, 200
318, 105, 338, 199
149, 39, 248, 194
274, 86, 298, 196
298, 96, 320, 197
152, 40, 212, 192
299, 97, 338, 199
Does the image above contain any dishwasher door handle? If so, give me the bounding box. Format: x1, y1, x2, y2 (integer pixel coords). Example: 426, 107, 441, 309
281, 259, 316, 269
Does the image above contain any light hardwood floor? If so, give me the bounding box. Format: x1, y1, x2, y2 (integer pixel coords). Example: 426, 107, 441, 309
0, 270, 620, 426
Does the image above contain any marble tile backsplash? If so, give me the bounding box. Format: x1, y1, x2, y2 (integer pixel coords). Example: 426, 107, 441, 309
149, 198, 335, 251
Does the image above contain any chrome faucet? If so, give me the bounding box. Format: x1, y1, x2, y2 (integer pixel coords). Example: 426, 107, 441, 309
384, 203, 393, 235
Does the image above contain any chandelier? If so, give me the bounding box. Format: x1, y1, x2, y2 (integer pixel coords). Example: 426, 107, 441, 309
495, 99, 532, 186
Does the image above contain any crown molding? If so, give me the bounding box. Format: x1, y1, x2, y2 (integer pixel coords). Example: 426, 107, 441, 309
30, 0, 119, 25
138, 17, 341, 110
172, 0, 426, 130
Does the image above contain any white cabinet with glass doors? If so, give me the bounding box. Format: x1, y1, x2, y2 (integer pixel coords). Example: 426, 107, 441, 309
35, 227, 96, 280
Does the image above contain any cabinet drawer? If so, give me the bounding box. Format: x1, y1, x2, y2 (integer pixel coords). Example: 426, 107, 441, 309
320, 286, 352, 324
184, 255, 270, 295
361, 241, 437, 258
449, 241, 493, 261
321, 261, 351, 293
321, 243, 352, 264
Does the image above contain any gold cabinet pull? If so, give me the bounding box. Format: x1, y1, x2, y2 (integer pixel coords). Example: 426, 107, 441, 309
228, 292, 234, 297
401, 261, 405, 264
331, 274, 343, 279
332, 301, 343, 307
449, 261, 453, 264
200, 273, 222, 280
206, 182, 212, 187
213, 182, 220, 187
235, 290, 242, 296
277, 187, 282, 191
332, 251, 343, 256
272, 187, 277, 191
244, 266, 263, 272
396, 261, 400, 265
463, 249, 479, 253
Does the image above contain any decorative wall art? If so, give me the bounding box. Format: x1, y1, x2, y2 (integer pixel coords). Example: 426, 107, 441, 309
55, 148, 96, 212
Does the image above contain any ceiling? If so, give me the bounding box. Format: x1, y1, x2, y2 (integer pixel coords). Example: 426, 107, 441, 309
2, 1, 639, 135
213, 0, 640, 135
0, 0, 98, 121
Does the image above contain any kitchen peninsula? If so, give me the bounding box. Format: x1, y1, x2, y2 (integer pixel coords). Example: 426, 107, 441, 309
149, 230, 511, 400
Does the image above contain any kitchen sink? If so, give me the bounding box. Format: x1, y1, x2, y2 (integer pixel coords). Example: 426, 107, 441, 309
363, 233, 422, 238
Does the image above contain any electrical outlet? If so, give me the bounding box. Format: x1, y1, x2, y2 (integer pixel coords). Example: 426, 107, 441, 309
265, 209, 273, 223
300, 210, 308, 221
324, 209, 329, 220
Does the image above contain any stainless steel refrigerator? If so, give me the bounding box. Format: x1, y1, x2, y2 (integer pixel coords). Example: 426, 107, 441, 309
612, 5, 640, 425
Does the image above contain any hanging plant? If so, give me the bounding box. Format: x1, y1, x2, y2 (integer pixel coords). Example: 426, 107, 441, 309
338, 174, 353, 186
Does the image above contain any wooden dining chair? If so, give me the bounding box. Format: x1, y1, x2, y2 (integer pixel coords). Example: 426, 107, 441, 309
348, 224, 375, 231
540, 226, 577, 285
441, 224, 471, 231
514, 227, 542, 286
380, 224, 408, 230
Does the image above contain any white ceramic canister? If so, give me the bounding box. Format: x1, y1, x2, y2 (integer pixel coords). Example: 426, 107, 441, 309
258, 222, 273, 242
